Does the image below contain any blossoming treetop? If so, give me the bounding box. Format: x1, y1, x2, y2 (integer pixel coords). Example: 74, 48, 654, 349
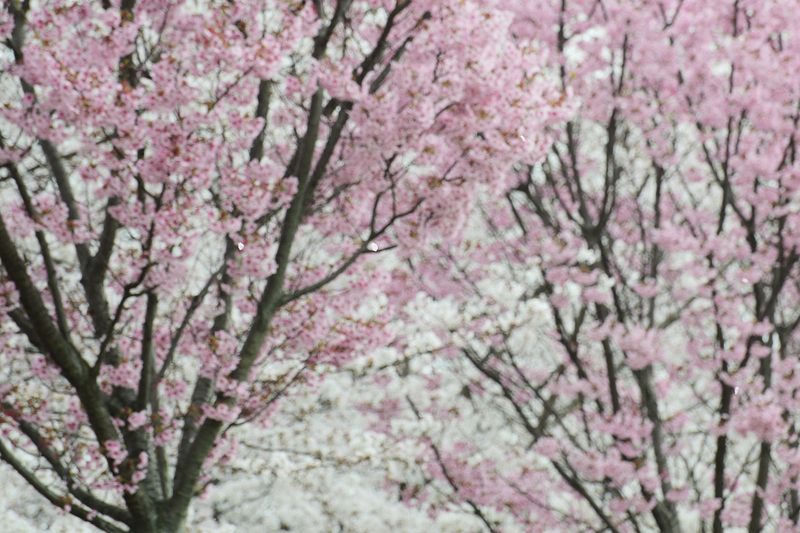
0, 1, 562, 531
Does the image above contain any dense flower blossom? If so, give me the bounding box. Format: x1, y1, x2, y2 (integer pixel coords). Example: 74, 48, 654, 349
0, 1, 562, 531
368, 1, 800, 531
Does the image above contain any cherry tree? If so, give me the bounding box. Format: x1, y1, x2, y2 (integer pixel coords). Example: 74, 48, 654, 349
377, 0, 800, 531
0, 1, 563, 531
